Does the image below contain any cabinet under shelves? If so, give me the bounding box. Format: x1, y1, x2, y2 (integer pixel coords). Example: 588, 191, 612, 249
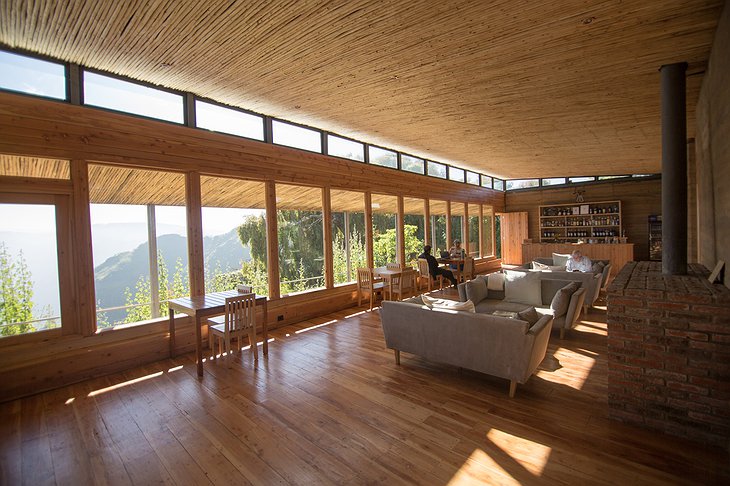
539, 200, 623, 243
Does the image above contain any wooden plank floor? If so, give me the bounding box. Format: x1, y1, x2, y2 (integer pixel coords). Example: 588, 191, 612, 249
1, 290, 728, 485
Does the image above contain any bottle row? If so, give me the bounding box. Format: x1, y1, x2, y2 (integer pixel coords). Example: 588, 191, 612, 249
541, 216, 620, 227
541, 204, 619, 217
542, 228, 619, 238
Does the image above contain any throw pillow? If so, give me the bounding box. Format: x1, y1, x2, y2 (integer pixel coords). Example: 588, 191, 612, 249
517, 307, 540, 325
532, 261, 550, 270
487, 272, 505, 291
552, 252, 571, 267
592, 261, 606, 274
550, 281, 580, 317
464, 279, 489, 305
421, 294, 476, 313
503, 270, 542, 306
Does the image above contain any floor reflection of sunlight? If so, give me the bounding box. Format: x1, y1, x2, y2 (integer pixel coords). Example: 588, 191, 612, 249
537, 346, 595, 390
168, 365, 183, 373
447, 448, 516, 485
65, 397, 75, 405
344, 310, 367, 319
486, 429, 552, 476
295, 319, 337, 334
87, 371, 163, 397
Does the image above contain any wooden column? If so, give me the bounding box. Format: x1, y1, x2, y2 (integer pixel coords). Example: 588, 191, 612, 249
185, 172, 205, 297
396, 195, 405, 265
463, 203, 470, 256
445, 201, 452, 250
364, 192, 374, 268
265, 180, 280, 300
478, 204, 484, 258
147, 204, 160, 318
322, 186, 334, 288
70, 160, 96, 336
423, 199, 431, 247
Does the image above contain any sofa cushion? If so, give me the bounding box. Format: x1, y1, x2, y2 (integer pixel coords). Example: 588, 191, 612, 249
592, 261, 606, 274
475, 299, 532, 315
541, 278, 574, 306
552, 252, 571, 267
421, 294, 476, 313
549, 265, 565, 272
517, 307, 540, 325
504, 270, 542, 306
487, 272, 505, 291
464, 278, 489, 305
532, 260, 550, 270
550, 281, 580, 317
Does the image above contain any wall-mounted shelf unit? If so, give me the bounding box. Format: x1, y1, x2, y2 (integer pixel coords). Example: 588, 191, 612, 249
539, 200, 622, 243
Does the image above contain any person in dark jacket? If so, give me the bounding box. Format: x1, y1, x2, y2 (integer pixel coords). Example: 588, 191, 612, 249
418, 245, 458, 288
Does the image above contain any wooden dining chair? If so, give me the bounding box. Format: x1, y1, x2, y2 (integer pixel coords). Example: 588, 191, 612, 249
417, 258, 443, 292
208, 293, 257, 366
357, 267, 386, 311
386, 262, 402, 270
388, 268, 416, 301
461, 256, 475, 282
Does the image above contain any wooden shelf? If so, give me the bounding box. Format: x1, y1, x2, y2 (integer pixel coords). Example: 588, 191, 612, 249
539, 200, 622, 243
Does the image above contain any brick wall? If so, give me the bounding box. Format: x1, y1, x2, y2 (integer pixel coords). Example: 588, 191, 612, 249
606, 261, 730, 447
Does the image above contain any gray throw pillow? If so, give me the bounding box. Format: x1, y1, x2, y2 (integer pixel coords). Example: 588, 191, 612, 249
532, 261, 550, 270
550, 281, 579, 317
517, 307, 540, 325
504, 270, 542, 306
464, 279, 489, 305
552, 252, 571, 267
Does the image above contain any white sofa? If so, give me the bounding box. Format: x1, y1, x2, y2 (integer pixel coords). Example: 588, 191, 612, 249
380, 295, 553, 397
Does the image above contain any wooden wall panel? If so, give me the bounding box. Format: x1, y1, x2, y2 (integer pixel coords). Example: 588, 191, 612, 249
0, 93, 505, 209
505, 178, 661, 261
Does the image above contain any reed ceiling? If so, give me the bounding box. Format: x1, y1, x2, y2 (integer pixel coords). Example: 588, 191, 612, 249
0, 1, 723, 179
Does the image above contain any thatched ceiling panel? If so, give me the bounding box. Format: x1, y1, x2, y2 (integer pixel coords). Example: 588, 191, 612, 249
276, 184, 321, 211
0, 154, 69, 179
0, 1, 722, 178
201, 176, 265, 209
330, 189, 365, 213
403, 197, 425, 215
429, 200, 448, 215
371, 193, 398, 214
88, 164, 185, 205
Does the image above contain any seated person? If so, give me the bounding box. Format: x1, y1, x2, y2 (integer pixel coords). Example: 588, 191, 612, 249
419, 245, 458, 288
449, 239, 466, 271
566, 249, 592, 272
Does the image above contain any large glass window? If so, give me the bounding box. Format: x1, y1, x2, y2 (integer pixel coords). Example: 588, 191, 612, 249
0, 202, 61, 337
493, 179, 505, 191
369, 146, 397, 169
466, 171, 480, 185
541, 177, 566, 186
429, 200, 448, 256
195, 100, 264, 140
0, 50, 66, 100
403, 197, 426, 266
450, 203, 464, 246
327, 135, 364, 162
449, 167, 465, 183
272, 120, 322, 153
569, 176, 595, 183
481, 175, 493, 189
506, 179, 539, 190
83, 71, 184, 123
201, 177, 267, 296
468, 203, 480, 257
401, 155, 425, 174
371, 194, 398, 267
331, 190, 366, 284
276, 184, 324, 294
427, 161, 447, 179
482, 205, 494, 257
89, 165, 188, 328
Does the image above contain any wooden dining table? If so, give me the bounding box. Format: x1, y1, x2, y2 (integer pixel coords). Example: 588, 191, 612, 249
373, 267, 416, 300
437, 257, 464, 282
168, 290, 268, 377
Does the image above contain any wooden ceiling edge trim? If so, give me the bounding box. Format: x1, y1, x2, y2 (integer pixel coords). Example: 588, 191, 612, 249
0, 94, 505, 207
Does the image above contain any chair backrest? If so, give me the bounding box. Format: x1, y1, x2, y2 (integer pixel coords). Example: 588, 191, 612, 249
463, 256, 475, 280
386, 262, 401, 270
224, 293, 256, 335
357, 267, 373, 288
417, 258, 430, 277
